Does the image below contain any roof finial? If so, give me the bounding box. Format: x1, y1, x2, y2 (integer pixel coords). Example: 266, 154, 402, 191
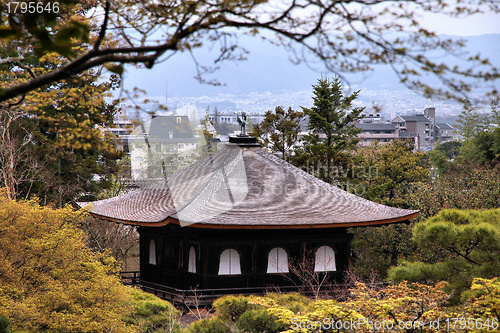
237, 112, 247, 136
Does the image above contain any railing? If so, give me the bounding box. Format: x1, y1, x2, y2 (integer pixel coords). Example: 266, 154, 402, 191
119, 271, 387, 307
121, 271, 140, 285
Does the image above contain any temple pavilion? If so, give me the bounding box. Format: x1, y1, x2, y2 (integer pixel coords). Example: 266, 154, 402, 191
78, 136, 418, 299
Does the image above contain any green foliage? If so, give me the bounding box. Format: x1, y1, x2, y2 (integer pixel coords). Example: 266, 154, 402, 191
461, 127, 500, 166
348, 139, 430, 279
302, 77, 364, 147
388, 209, 500, 300
0, 1, 92, 57
350, 223, 419, 280
428, 141, 462, 174
455, 100, 489, 141
428, 146, 450, 174
294, 76, 364, 183
250, 281, 452, 333
355, 139, 430, 207
0, 47, 123, 205
265, 293, 311, 314
490, 100, 500, 127
188, 317, 230, 333
0, 316, 11, 333
236, 309, 286, 333
388, 261, 455, 285
212, 295, 255, 322
188, 281, 500, 332
407, 160, 500, 219
124, 288, 182, 333
252, 106, 304, 162
438, 141, 463, 160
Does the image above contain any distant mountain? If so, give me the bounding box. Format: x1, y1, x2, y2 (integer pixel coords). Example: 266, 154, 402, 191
121, 34, 500, 99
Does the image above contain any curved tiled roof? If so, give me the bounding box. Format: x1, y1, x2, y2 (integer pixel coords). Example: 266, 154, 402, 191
78, 144, 418, 228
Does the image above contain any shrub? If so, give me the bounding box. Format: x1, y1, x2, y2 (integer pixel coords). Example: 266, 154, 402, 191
0, 316, 11, 333
188, 317, 230, 333
213, 295, 255, 322
124, 288, 182, 332
266, 293, 311, 313
236, 309, 286, 333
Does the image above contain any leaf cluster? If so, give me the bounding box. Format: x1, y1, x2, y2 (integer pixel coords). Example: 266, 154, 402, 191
245, 282, 453, 333
347, 139, 430, 279
252, 106, 304, 162
124, 288, 182, 333
388, 209, 500, 301
0, 47, 124, 205
0, 191, 131, 332
0, 1, 94, 57
302, 76, 364, 150
355, 138, 430, 206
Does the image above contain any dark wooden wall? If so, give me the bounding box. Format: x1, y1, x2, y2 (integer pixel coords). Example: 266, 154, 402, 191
139, 224, 352, 291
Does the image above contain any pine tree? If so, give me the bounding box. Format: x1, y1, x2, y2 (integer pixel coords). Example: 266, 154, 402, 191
297, 77, 364, 183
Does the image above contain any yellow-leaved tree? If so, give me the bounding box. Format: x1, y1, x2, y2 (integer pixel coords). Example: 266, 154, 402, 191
0, 189, 131, 332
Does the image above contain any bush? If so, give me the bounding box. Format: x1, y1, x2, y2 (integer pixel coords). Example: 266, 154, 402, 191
0, 317, 11, 333
236, 309, 286, 333
212, 295, 255, 322
266, 293, 311, 313
188, 317, 230, 333
124, 288, 182, 333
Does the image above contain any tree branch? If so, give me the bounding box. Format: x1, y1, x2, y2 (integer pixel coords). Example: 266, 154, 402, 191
93, 0, 111, 52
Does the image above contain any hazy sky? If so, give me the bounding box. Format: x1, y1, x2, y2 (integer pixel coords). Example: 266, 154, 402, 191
121, 5, 500, 100
422, 11, 500, 36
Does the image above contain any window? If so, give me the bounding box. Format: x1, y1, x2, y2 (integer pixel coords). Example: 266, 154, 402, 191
267, 247, 289, 273
149, 239, 157, 265
188, 247, 196, 273
314, 246, 336, 272
176, 117, 182, 124
218, 249, 241, 275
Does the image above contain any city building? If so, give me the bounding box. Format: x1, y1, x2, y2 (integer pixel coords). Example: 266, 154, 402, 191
106, 109, 135, 152
359, 113, 384, 124
128, 115, 200, 180
434, 122, 456, 143
356, 122, 400, 146
391, 108, 439, 150
391, 107, 457, 150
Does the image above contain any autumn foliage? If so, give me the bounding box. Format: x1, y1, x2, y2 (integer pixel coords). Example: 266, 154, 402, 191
0, 190, 130, 332
0, 190, 182, 333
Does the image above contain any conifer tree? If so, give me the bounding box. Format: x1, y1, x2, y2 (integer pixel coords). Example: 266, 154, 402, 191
388, 208, 500, 301
297, 77, 364, 183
